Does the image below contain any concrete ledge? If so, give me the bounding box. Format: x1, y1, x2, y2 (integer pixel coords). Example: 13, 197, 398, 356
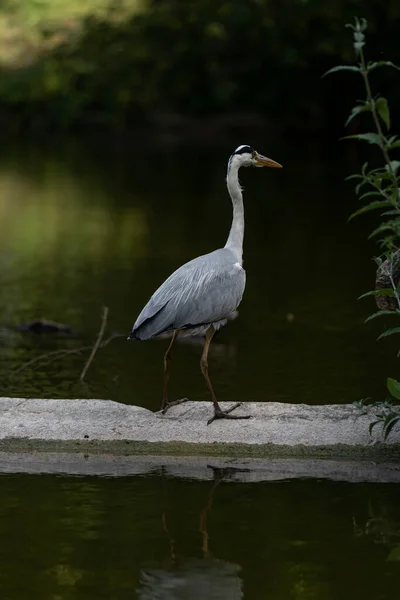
0, 398, 399, 461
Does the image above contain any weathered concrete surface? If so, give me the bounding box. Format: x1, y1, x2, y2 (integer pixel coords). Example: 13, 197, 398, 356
0, 452, 399, 482
0, 398, 399, 462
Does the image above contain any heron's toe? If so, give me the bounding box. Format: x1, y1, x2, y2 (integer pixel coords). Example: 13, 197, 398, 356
159, 397, 190, 415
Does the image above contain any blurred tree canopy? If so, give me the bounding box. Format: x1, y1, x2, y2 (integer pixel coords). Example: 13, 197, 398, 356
0, 0, 399, 133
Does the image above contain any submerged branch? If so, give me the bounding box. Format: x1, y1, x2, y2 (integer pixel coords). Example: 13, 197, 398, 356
11, 347, 89, 376
79, 306, 109, 382
10, 307, 124, 379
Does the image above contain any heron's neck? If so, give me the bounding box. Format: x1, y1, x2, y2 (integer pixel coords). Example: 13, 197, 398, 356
224, 162, 244, 264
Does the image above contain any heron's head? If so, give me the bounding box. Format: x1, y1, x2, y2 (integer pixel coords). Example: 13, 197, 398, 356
228, 145, 282, 172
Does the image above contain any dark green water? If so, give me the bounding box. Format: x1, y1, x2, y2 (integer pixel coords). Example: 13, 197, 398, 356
0, 138, 399, 599
0, 137, 397, 408
0, 472, 399, 599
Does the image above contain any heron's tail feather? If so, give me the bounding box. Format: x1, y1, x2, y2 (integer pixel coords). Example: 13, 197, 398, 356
128, 300, 172, 341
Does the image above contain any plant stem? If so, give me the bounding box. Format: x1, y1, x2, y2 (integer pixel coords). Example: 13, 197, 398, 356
388, 256, 400, 310
359, 47, 400, 203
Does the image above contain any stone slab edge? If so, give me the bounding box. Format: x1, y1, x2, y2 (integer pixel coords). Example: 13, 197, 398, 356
1, 398, 400, 462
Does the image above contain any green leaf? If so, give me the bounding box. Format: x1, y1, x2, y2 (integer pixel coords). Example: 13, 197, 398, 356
387, 377, 400, 400
359, 191, 383, 200
342, 133, 382, 146
383, 414, 400, 439
345, 174, 363, 181
346, 17, 368, 32
387, 161, 400, 175
378, 327, 400, 340
361, 162, 369, 176
368, 223, 396, 239
368, 60, 400, 72
364, 309, 400, 323
345, 103, 371, 127
353, 398, 371, 410
348, 200, 393, 221
355, 180, 367, 194
375, 97, 390, 129
358, 289, 394, 299
369, 169, 393, 181
323, 65, 360, 77
358, 18, 368, 32
387, 137, 400, 151
369, 420, 380, 435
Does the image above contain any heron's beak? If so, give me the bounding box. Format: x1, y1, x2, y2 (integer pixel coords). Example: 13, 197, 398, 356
254, 152, 283, 168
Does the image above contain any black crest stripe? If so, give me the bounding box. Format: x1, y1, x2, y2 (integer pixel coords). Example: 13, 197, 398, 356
234, 145, 254, 155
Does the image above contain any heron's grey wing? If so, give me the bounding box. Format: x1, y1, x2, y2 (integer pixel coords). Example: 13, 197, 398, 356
128, 298, 170, 340
129, 249, 246, 340
170, 260, 246, 330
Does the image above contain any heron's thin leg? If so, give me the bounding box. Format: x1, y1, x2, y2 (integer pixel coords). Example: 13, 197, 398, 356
161, 330, 178, 410
161, 330, 189, 413
200, 326, 218, 404
200, 326, 251, 425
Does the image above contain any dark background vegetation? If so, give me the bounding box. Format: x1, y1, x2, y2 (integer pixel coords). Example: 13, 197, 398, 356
1, 1, 400, 404
0, 0, 399, 137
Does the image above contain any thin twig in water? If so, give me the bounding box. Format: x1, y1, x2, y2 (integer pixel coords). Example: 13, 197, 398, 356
79, 306, 109, 382
10, 310, 124, 379
11, 347, 90, 376
101, 333, 125, 347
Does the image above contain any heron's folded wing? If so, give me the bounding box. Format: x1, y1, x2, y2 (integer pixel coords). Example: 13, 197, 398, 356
129, 299, 170, 340
168, 259, 246, 330
130, 249, 245, 340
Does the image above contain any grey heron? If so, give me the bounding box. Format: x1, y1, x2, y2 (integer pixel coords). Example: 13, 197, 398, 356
128, 145, 282, 424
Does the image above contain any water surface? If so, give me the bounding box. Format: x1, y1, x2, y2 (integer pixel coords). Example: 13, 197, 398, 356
0, 472, 399, 599
0, 138, 396, 408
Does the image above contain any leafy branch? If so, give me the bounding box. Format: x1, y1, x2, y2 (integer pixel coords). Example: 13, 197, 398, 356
325, 18, 400, 244
326, 17, 400, 439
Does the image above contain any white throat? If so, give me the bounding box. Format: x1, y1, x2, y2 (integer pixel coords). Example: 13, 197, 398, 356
224, 158, 244, 264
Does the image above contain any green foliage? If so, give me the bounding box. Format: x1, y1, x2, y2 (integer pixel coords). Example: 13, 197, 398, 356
364, 309, 400, 323
377, 327, 400, 340
327, 20, 400, 253
358, 288, 394, 299
387, 377, 400, 399
353, 390, 400, 440
348, 200, 393, 221
328, 18, 400, 439
368, 382, 400, 439
0, 1, 400, 129
326, 18, 400, 281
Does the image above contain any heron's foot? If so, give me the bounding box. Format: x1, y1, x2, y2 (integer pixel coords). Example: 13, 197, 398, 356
160, 397, 190, 415
207, 402, 251, 425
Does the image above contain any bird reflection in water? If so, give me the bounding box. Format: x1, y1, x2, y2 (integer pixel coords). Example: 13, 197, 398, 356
137, 468, 244, 600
